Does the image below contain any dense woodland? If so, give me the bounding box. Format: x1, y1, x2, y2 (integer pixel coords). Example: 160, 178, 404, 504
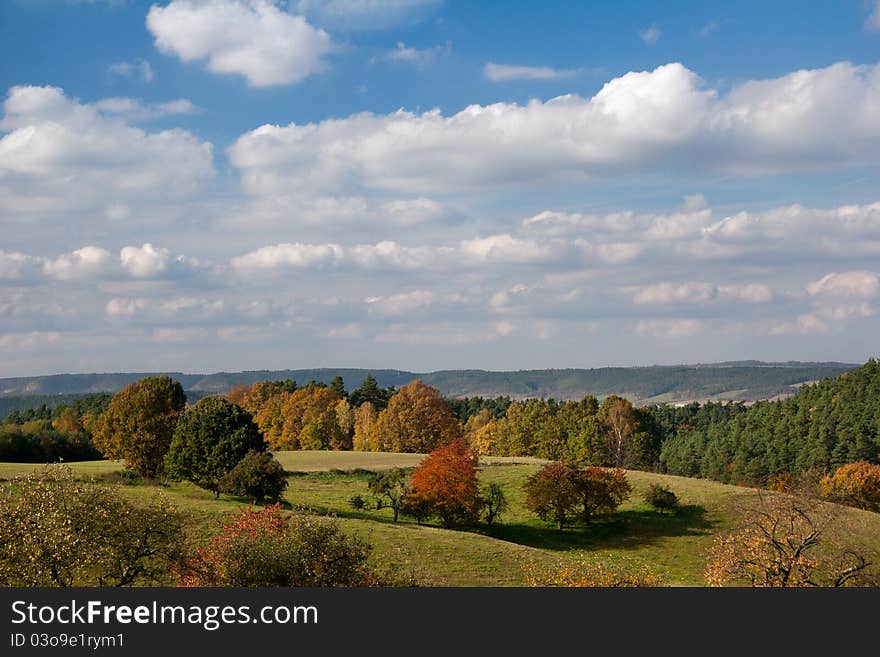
2, 361, 879, 493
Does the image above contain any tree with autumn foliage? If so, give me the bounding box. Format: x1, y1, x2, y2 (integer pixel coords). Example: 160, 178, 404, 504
523, 461, 581, 530
706, 492, 877, 587
92, 376, 186, 477
371, 380, 463, 453
572, 467, 631, 525
405, 440, 482, 528
177, 505, 379, 587
352, 401, 378, 451
820, 461, 880, 512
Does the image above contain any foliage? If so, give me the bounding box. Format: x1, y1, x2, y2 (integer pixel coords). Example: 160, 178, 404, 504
178, 505, 378, 586
820, 461, 880, 512
523, 461, 581, 530
370, 380, 463, 453
368, 468, 409, 522
0, 466, 185, 586
348, 374, 394, 411
352, 401, 378, 451
219, 450, 288, 504
706, 493, 877, 587
660, 359, 880, 486
0, 424, 102, 462
92, 376, 185, 477
573, 467, 632, 524
522, 556, 662, 587
644, 483, 679, 514
406, 440, 482, 528
165, 396, 266, 497
349, 493, 368, 510
447, 395, 513, 422
481, 482, 507, 526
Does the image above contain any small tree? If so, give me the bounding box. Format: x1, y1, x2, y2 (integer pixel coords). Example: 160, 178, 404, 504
219, 450, 287, 504
523, 462, 581, 530
706, 493, 876, 587
572, 467, 631, 524
165, 397, 266, 497
482, 483, 507, 526
92, 376, 186, 477
0, 466, 185, 586
368, 468, 408, 522
405, 440, 482, 528
820, 461, 880, 512
349, 494, 368, 510
644, 483, 678, 514
178, 505, 378, 587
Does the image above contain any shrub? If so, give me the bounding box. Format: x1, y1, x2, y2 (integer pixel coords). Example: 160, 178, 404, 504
820, 461, 880, 512
0, 466, 185, 586
178, 505, 380, 586
644, 483, 678, 514
219, 450, 288, 504
349, 494, 368, 510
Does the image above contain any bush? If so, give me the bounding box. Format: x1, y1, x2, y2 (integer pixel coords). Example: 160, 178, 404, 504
178, 505, 382, 586
0, 466, 185, 586
219, 450, 288, 504
349, 494, 368, 510
820, 461, 880, 512
644, 483, 678, 514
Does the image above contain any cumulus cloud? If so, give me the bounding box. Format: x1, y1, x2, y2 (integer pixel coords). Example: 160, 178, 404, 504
631, 282, 773, 305
43, 246, 113, 280
147, 0, 334, 87
0, 85, 213, 216
635, 318, 703, 338
229, 61, 880, 195
483, 63, 576, 82
0, 250, 41, 282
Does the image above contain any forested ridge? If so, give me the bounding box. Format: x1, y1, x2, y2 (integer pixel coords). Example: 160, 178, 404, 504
659, 359, 880, 485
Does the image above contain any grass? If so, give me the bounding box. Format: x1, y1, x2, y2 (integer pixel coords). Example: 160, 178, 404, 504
2, 451, 879, 586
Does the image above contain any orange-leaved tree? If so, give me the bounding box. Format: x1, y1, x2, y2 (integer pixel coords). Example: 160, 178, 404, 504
820, 461, 880, 512
405, 440, 482, 528
370, 380, 463, 453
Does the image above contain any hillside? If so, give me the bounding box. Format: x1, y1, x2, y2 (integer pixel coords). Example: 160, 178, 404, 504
660, 359, 880, 485
0, 361, 857, 414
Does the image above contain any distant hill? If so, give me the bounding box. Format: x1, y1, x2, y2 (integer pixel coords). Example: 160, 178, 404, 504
0, 362, 858, 416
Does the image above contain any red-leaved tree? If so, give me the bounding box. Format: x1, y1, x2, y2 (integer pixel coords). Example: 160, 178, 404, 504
405, 440, 482, 528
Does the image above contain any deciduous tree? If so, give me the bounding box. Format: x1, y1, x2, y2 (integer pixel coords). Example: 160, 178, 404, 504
165, 397, 266, 497
523, 461, 580, 530
406, 440, 482, 528
820, 461, 880, 512
93, 376, 186, 477
368, 468, 409, 522
371, 380, 463, 453
572, 467, 632, 524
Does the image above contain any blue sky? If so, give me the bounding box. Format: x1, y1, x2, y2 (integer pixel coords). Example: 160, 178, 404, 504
1, 0, 880, 376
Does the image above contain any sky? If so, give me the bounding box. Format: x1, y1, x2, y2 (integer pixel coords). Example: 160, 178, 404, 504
1, 0, 880, 377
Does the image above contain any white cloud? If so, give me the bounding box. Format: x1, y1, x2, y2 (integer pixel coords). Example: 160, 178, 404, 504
108, 60, 154, 83
230, 243, 344, 272
93, 96, 199, 120
147, 0, 334, 87
229, 61, 880, 195
867, 1, 880, 31
806, 271, 879, 298
483, 63, 576, 82
296, 0, 442, 30
631, 281, 773, 305
0, 331, 61, 351
0, 250, 41, 282
698, 20, 719, 38
365, 290, 438, 317
0, 85, 213, 216
43, 246, 113, 280
639, 25, 661, 45
371, 41, 451, 66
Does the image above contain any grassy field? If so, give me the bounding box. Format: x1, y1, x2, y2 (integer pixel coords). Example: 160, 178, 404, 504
2, 452, 879, 586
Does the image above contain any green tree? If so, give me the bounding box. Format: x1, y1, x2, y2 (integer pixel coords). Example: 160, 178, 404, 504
368, 468, 409, 522
330, 375, 347, 399
481, 483, 507, 526
0, 466, 185, 586
93, 376, 186, 477
572, 467, 632, 524
165, 397, 266, 497
349, 374, 393, 411
644, 483, 679, 514
219, 450, 288, 504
